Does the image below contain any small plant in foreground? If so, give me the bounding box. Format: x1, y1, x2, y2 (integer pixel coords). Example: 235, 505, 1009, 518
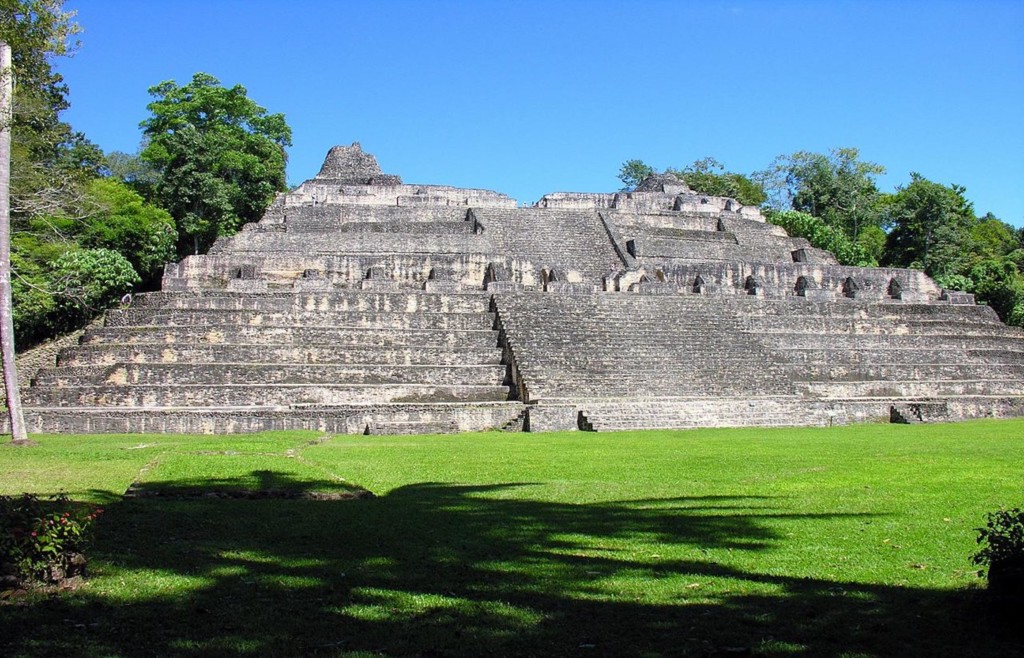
973, 506, 1024, 597
0, 493, 103, 589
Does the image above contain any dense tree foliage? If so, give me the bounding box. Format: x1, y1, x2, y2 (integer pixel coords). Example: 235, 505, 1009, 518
669, 158, 765, 207
617, 159, 653, 191
9, 181, 163, 343
882, 173, 977, 277
756, 147, 885, 242
79, 178, 176, 282
140, 73, 292, 256
2, 5, 293, 348
619, 149, 1023, 327
765, 209, 875, 267
877, 175, 1024, 325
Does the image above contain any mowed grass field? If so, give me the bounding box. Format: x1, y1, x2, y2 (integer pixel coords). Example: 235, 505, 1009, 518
1, 420, 1022, 657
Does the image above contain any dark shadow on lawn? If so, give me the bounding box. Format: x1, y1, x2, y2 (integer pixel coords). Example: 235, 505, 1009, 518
1, 475, 1019, 657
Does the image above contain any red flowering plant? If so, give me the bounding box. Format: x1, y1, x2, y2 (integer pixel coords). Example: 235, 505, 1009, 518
1, 493, 103, 588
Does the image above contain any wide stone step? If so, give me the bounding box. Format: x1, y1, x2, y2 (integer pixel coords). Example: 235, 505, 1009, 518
106, 308, 495, 331
57, 344, 502, 367
35, 363, 507, 387
22, 382, 512, 407
576, 397, 955, 431
755, 334, 1024, 352
362, 419, 461, 435
569, 310, 1007, 331
497, 294, 1005, 327
328, 220, 476, 235
782, 362, 1024, 382
80, 326, 499, 348
578, 399, 832, 431
799, 379, 1024, 398
228, 232, 489, 254
777, 347, 1024, 366
15, 401, 525, 434
502, 326, 748, 341
131, 290, 491, 314
747, 317, 1023, 337
501, 317, 746, 330
283, 205, 471, 226
518, 358, 786, 374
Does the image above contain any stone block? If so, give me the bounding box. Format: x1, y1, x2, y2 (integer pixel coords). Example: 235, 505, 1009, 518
424, 280, 462, 292
545, 282, 599, 294
800, 288, 835, 302
226, 279, 268, 293
487, 281, 525, 292
941, 290, 976, 305
524, 404, 578, 432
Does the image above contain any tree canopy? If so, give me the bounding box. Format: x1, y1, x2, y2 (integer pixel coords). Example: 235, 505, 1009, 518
882, 173, 976, 277
617, 159, 653, 192
765, 209, 875, 267
618, 157, 765, 206
671, 158, 765, 207
756, 147, 885, 242
618, 148, 1024, 328
140, 73, 292, 256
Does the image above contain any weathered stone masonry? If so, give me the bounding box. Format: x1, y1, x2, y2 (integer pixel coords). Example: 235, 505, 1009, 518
10, 143, 1024, 434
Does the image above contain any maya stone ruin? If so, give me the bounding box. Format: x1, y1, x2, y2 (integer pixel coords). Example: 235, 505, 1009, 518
10, 143, 1024, 434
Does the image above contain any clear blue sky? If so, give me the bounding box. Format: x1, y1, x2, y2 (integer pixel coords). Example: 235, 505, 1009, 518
58, 0, 1023, 225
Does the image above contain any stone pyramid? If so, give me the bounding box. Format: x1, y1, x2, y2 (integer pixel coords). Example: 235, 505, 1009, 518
13, 143, 1024, 434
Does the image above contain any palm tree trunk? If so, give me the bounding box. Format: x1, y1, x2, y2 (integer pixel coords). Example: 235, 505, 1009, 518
0, 41, 30, 444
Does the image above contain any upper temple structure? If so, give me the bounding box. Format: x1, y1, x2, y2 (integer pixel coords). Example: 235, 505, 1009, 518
12, 143, 1024, 434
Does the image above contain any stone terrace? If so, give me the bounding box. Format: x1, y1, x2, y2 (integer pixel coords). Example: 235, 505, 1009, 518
10, 143, 1024, 434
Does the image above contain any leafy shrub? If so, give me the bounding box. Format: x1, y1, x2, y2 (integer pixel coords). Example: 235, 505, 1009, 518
765, 209, 876, 267
933, 273, 974, 292
973, 507, 1024, 597
0, 493, 103, 588
81, 178, 177, 283
51, 247, 140, 330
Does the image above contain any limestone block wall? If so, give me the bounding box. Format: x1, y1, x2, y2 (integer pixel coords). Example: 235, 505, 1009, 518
491, 290, 1024, 428
473, 208, 623, 284
534, 192, 617, 210
164, 253, 507, 291
647, 263, 941, 300
287, 182, 516, 209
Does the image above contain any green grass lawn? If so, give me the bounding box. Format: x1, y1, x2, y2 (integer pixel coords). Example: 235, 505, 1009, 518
1, 421, 1022, 657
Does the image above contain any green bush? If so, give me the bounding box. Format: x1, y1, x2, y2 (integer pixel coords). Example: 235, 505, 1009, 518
765, 209, 876, 267
51, 247, 141, 331
0, 493, 103, 588
973, 507, 1024, 597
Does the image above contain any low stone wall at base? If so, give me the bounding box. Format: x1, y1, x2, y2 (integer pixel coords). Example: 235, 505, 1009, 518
15, 402, 525, 435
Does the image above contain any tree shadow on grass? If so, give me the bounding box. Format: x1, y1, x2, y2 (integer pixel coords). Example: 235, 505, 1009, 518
1, 475, 1019, 657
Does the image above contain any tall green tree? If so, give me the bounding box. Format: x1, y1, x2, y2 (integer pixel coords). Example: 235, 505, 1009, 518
80, 177, 176, 284
617, 159, 654, 191
140, 73, 292, 255
757, 147, 885, 242
882, 173, 976, 278
1, 0, 91, 221
970, 212, 1019, 259
1, 1, 80, 443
